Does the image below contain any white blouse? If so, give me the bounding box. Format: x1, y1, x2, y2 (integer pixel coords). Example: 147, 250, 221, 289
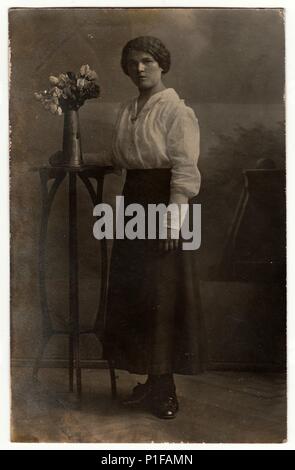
112, 88, 201, 204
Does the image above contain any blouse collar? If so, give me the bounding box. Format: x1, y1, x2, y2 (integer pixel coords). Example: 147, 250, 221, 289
130, 88, 179, 120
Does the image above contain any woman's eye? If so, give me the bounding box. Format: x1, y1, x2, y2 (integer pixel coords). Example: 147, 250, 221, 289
127, 58, 154, 69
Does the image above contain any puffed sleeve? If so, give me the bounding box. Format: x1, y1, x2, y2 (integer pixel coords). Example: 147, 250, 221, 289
166, 104, 201, 203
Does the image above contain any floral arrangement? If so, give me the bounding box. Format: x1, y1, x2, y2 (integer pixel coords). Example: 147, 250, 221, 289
34, 64, 100, 115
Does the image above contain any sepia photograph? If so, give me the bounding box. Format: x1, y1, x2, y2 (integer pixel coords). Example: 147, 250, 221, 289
8, 6, 286, 444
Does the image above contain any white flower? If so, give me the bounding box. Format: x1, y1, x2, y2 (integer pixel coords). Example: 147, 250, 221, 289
80, 64, 90, 77
77, 78, 85, 88
86, 69, 98, 80
49, 103, 58, 114
49, 75, 59, 85
57, 106, 63, 115
52, 86, 63, 97
58, 73, 69, 87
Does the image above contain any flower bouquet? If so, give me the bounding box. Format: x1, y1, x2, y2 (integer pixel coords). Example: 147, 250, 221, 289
35, 65, 100, 167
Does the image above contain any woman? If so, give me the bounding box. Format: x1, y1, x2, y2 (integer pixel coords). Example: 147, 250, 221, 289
103, 36, 207, 419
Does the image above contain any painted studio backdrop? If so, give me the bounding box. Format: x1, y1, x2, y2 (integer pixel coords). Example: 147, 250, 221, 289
10, 9, 285, 374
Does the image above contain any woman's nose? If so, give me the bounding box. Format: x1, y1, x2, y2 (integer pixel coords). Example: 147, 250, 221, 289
137, 62, 145, 72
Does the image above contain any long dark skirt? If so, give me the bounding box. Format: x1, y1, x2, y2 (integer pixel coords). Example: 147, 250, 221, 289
103, 169, 207, 375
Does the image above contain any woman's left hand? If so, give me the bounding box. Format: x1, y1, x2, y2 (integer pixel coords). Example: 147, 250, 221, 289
159, 228, 180, 252
158, 210, 180, 252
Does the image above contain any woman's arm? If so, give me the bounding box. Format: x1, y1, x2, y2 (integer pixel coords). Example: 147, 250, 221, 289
167, 105, 201, 203
160, 105, 201, 252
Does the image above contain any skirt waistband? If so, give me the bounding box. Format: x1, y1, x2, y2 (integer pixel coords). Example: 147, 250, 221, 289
125, 168, 171, 177
124, 168, 172, 205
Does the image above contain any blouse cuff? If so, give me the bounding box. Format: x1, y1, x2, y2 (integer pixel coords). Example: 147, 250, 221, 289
169, 191, 189, 205
162, 203, 189, 235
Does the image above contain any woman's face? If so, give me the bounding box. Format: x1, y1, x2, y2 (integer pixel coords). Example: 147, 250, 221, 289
126, 50, 163, 91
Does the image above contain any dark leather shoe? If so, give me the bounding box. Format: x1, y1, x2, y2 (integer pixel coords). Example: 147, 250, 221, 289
152, 393, 179, 419
122, 381, 152, 406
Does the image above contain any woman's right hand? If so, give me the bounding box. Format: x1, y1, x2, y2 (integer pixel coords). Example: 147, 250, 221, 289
158, 211, 180, 252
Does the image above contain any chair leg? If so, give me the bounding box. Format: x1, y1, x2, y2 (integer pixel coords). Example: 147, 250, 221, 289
32, 337, 50, 382
108, 360, 117, 399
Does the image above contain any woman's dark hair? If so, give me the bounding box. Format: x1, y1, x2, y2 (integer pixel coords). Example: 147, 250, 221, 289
121, 36, 171, 75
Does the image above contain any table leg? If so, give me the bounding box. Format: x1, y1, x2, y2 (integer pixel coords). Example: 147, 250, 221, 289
69, 335, 74, 392
34, 170, 65, 381
78, 172, 117, 399
69, 172, 81, 396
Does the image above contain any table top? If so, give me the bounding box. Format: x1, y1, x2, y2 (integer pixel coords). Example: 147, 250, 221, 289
31, 151, 114, 173
31, 164, 114, 172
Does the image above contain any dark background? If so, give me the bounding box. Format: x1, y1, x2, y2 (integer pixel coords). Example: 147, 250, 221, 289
9, 8, 285, 369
